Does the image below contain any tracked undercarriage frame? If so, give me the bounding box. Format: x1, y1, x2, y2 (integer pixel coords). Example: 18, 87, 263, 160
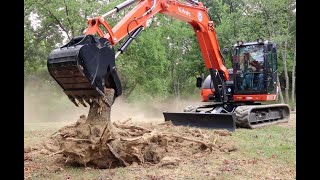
165, 103, 290, 130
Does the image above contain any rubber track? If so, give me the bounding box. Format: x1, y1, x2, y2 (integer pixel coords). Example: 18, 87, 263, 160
234, 104, 290, 129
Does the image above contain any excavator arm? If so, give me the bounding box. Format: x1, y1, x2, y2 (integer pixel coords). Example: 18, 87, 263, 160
86, 0, 228, 78
47, 0, 229, 107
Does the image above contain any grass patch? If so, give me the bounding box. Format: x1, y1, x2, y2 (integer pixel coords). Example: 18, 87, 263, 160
232, 125, 296, 166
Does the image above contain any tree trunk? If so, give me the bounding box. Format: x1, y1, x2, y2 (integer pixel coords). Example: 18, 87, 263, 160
46, 89, 123, 168
277, 74, 284, 103
86, 88, 115, 123
281, 41, 290, 105
291, 44, 296, 111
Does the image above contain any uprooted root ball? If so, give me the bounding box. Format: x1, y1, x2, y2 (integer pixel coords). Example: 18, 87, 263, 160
43, 89, 236, 168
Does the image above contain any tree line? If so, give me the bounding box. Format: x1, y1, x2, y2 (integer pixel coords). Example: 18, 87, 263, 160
24, 0, 296, 109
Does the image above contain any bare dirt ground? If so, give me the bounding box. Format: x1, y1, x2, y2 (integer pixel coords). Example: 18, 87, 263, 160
24, 112, 296, 180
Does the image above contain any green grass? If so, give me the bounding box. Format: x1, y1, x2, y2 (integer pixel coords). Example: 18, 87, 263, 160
232, 125, 296, 166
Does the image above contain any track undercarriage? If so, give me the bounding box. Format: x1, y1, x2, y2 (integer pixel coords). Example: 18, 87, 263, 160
233, 103, 290, 128
164, 103, 290, 131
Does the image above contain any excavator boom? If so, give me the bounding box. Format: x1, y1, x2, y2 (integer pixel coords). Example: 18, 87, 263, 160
86, 0, 229, 79
48, 0, 229, 106
48, 0, 289, 131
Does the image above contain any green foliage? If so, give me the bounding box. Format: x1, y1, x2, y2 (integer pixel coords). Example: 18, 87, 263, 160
115, 15, 205, 102
24, 0, 296, 104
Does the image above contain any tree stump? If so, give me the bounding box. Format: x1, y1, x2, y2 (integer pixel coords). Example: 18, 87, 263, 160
47, 88, 127, 168
44, 89, 234, 169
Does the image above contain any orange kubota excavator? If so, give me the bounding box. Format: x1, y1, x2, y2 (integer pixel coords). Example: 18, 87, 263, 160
47, 0, 290, 131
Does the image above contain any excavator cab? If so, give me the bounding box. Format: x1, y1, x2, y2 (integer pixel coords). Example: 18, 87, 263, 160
164, 40, 288, 131
199, 40, 278, 102
232, 40, 278, 96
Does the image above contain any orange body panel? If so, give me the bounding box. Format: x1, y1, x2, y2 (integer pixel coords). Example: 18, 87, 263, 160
84, 0, 229, 80
201, 88, 214, 102
202, 90, 277, 102
233, 94, 277, 101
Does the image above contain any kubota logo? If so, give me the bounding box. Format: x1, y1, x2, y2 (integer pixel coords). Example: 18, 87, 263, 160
178, 7, 191, 17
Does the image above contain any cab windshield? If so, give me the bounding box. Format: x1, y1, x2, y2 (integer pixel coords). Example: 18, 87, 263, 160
235, 44, 265, 91
239, 45, 264, 72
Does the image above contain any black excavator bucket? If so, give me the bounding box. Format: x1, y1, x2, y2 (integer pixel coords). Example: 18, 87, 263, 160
47, 35, 122, 107
163, 112, 236, 132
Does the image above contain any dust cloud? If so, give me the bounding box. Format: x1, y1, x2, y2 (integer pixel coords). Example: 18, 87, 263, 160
24, 95, 87, 123
111, 97, 204, 124
24, 80, 87, 123
24, 80, 205, 124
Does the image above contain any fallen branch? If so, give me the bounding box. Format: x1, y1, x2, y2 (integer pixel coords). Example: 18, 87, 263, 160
213, 136, 219, 145
65, 138, 91, 142
156, 121, 172, 126
50, 130, 60, 137
121, 117, 132, 124
165, 133, 211, 148
120, 136, 142, 141
113, 122, 152, 132
49, 150, 64, 156
197, 129, 209, 139
42, 142, 59, 152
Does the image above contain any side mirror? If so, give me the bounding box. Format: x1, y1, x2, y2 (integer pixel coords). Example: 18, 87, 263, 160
222, 47, 229, 55
196, 76, 202, 88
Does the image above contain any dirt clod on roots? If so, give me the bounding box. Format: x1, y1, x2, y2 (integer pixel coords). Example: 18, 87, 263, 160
43, 88, 236, 169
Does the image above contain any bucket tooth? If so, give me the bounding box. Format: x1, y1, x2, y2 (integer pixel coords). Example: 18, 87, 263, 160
84, 98, 92, 106
78, 98, 87, 107
68, 96, 79, 107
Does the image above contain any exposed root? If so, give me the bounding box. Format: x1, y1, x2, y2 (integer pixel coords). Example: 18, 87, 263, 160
120, 117, 132, 124
165, 133, 212, 148
49, 150, 64, 156
213, 135, 219, 145
65, 138, 91, 143
113, 122, 152, 132
106, 143, 129, 167
42, 142, 59, 152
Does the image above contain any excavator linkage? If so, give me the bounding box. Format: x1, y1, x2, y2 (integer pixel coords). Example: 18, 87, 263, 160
47, 35, 122, 106
163, 112, 236, 131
